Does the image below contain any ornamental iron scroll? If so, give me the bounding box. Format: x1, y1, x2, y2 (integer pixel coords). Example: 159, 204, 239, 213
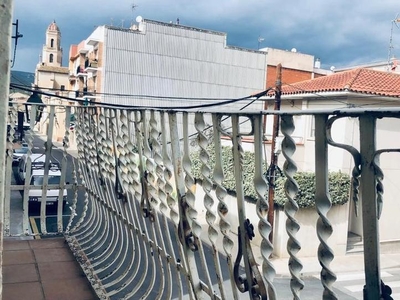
230, 114, 268, 300
326, 115, 361, 217
373, 148, 400, 219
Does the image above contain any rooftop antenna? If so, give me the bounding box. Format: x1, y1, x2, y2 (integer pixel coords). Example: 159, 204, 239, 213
131, 3, 138, 26
11, 19, 23, 68
387, 14, 400, 71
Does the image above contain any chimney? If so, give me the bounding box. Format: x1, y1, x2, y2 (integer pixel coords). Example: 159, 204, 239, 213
314, 58, 321, 69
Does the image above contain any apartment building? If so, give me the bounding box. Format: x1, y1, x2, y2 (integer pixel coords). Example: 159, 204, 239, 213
68, 18, 268, 111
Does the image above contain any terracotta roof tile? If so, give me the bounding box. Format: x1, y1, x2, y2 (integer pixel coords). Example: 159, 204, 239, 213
279, 68, 400, 98
37, 65, 69, 74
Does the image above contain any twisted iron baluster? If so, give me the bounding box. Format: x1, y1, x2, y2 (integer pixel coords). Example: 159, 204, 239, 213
65, 106, 80, 234
195, 112, 226, 298
281, 115, 304, 299
136, 110, 155, 221
66, 106, 86, 233
326, 116, 361, 216
374, 156, 384, 220
373, 149, 400, 219
149, 111, 172, 299
144, 111, 160, 212
160, 112, 192, 299
57, 105, 71, 232
148, 110, 170, 299
212, 113, 239, 299
253, 114, 276, 299
130, 111, 145, 213
315, 114, 337, 300
182, 112, 202, 251
168, 111, 202, 299
68, 107, 94, 233
116, 110, 144, 295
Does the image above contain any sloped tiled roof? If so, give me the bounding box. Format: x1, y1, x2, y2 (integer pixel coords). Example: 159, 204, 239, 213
37, 65, 69, 74
280, 68, 400, 98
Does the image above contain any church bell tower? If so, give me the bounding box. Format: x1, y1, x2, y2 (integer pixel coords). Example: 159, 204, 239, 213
41, 20, 63, 67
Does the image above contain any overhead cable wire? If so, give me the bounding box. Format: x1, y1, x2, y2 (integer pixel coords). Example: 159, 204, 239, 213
10, 83, 271, 111
10, 82, 269, 102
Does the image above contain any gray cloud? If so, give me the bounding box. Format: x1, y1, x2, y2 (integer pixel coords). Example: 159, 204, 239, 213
11, 0, 400, 72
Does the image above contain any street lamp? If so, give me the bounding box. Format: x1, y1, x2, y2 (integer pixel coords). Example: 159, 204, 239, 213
25, 91, 44, 124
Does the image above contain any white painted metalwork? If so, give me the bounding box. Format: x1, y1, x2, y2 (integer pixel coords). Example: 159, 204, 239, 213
4, 102, 400, 300
315, 115, 337, 299
281, 114, 304, 299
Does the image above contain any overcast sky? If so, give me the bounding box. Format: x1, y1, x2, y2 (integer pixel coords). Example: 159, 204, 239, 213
11, 0, 400, 73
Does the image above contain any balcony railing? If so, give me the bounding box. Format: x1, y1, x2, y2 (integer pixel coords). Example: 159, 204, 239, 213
4, 102, 399, 300
84, 59, 98, 73
76, 66, 88, 77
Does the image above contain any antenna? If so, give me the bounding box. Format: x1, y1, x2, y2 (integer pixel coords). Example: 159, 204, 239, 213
387, 14, 400, 71
131, 3, 138, 27
11, 19, 23, 68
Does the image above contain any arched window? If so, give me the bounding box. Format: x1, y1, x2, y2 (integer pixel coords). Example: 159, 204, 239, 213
50, 38, 54, 48
49, 54, 54, 63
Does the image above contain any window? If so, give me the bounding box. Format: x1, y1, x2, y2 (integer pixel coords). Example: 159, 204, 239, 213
49, 54, 54, 63
60, 85, 65, 91
309, 116, 315, 138
50, 38, 54, 48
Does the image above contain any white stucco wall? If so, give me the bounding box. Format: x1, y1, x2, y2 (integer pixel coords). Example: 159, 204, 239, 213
193, 183, 348, 258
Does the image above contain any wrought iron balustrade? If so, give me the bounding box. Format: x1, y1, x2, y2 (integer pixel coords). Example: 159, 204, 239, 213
4, 102, 399, 300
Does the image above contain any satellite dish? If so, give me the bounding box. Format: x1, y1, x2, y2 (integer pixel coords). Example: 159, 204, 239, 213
136, 16, 143, 23
291, 48, 297, 53
330, 66, 335, 71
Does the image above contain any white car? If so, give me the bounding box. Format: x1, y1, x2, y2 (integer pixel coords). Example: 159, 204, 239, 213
18, 154, 67, 206
17, 153, 45, 183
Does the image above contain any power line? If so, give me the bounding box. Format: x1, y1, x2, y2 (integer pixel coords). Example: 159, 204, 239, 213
10, 83, 271, 111
10, 82, 269, 103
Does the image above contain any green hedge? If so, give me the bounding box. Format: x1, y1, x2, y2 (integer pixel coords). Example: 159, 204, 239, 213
190, 145, 350, 208
273, 171, 350, 208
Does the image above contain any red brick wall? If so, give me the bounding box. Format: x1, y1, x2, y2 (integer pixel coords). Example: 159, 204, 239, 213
266, 65, 314, 88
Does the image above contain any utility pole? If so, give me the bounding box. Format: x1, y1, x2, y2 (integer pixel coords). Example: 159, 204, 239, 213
267, 64, 282, 244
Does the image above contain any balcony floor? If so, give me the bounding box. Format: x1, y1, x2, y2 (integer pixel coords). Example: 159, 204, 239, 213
3, 236, 97, 300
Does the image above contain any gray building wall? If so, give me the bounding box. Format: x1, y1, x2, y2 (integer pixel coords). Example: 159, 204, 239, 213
100, 20, 267, 111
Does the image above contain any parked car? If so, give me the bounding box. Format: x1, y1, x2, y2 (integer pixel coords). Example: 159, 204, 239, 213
28, 165, 67, 206
17, 154, 67, 206
17, 153, 45, 184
